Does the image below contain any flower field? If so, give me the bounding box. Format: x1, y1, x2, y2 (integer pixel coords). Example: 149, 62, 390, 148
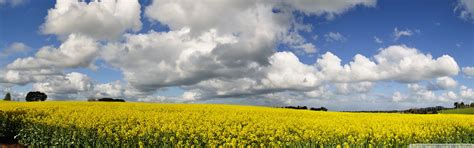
0, 101, 473, 147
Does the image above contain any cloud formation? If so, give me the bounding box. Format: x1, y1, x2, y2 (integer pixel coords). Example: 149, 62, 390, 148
374, 36, 383, 44
1, 0, 471, 108
0, 42, 30, 56
41, 0, 142, 40
393, 27, 413, 41
0, 0, 26, 7
324, 32, 346, 42
7, 34, 98, 71
462, 67, 474, 76
32, 72, 93, 99
455, 0, 474, 21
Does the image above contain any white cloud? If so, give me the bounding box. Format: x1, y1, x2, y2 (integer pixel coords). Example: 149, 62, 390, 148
0, 0, 27, 7
317, 45, 459, 83
4, 0, 470, 107
372, 45, 458, 82
334, 81, 374, 95
462, 66, 474, 76
41, 0, 142, 40
324, 32, 346, 42
405, 84, 447, 102
374, 36, 383, 44
97, 0, 380, 98
0, 69, 62, 85
32, 72, 93, 99
392, 83, 463, 103
455, 0, 474, 21
138, 95, 194, 103
295, 43, 318, 54
102, 28, 240, 94
91, 81, 124, 99
7, 34, 98, 70
459, 85, 474, 101
393, 27, 413, 41
283, 0, 377, 19
145, 0, 376, 35
282, 31, 318, 54
169, 45, 459, 100
262, 51, 321, 90
145, 0, 291, 36
427, 77, 458, 90
0, 42, 31, 56
440, 91, 458, 102
392, 91, 407, 102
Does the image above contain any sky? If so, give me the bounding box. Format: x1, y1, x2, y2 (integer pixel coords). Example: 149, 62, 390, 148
0, 0, 473, 111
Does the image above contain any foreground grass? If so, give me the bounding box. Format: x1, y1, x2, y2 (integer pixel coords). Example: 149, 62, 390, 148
439, 108, 474, 115
0, 101, 473, 147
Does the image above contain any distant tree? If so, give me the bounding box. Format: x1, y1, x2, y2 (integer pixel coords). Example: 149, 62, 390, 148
454, 102, 459, 109
460, 102, 465, 108
3, 93, 11, 101
98, 98, 125, 102
321, 107, 328, 111
25, 91, 47, 102
471, 103, 474, 108
309, 107, 328, 112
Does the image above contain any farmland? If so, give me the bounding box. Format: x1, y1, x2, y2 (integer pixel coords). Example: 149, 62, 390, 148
0, 101, 473, 147
439, 108, 474, 115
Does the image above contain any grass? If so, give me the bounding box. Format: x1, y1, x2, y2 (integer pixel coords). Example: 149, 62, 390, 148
439, 108, 474, 115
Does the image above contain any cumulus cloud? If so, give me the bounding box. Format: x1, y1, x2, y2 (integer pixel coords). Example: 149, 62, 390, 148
324, 32, 346, 42
334, 81, 374, 95
41, 0, 142, 40
391, 91, 407, 102
455, 0, 474, 21
462, 66, 474, 76
282, 31, 318, 54
459, 85, 474, 101
283, 0, 377, 19
399, 83, 458, 102
3, 0, 469, 108
0, 69, 62, 85
7, 34, 98, 70
158, 45, 459, 100
0, 42, 31, 56
393, 27, 413, 41
19, 0, 374, 100
145, 0, 376, 34
427, 77, 457, 90
32, 72, 93, 99
102, 28, 241, 93
316, 45, 459, 83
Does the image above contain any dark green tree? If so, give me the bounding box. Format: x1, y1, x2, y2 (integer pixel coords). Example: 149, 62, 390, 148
3, 93, 11, 101
25, 91, 47, 102
454, 102, 459, 108
460, 102, 465, 108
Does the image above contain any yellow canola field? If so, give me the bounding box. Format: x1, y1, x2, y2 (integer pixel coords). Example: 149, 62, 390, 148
0, 101, 472, 147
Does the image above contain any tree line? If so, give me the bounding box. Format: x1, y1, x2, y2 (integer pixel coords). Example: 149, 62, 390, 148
281, 106, 328, 111
2, 91, 48, 102
3, 92, 125, 102
453, 102, 473, 109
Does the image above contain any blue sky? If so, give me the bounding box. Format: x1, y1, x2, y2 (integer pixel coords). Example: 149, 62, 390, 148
0, 0, 473, 110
